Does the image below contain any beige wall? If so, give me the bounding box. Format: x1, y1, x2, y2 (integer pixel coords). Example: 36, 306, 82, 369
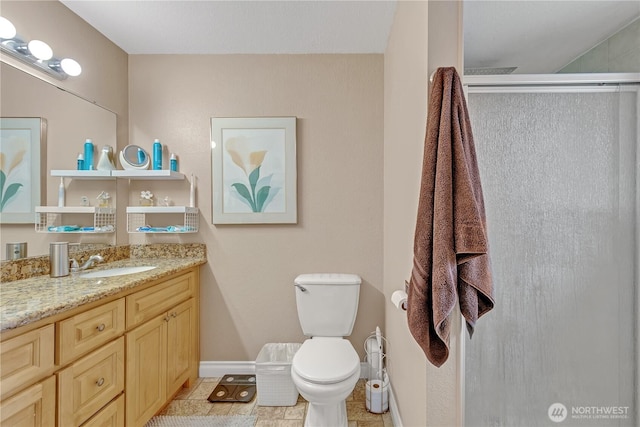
128, 54, 385, 361
426, 2, 465, 425
384, 1, 464, 426
383, 1, 429, 426
0, 0, 129, 255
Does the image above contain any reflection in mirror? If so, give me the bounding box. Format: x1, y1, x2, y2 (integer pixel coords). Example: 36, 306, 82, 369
0, 62, 118, 259
463, 1, 640, 74
120, 145, 150, 170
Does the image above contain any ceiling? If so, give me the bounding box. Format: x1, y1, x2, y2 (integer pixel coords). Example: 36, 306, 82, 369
61, 0, 640, 73
60, 0, 397, 54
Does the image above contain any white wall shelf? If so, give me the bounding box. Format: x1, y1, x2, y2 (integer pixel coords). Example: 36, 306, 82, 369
112, 170, 185, 180
50, 170, 185, 180
34, 207, 116, 233
126, 206, 199, 233
51, 170, 114, 179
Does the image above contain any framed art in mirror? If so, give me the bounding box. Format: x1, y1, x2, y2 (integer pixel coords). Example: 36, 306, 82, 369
211, 117, 297, 224
0, 117, 46, 223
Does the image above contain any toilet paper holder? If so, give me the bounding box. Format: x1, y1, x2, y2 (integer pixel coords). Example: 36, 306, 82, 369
364, 327, 388, 414
391, 282, 409, 311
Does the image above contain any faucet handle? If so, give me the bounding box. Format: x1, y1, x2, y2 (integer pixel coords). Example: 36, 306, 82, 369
70, 258, 79, 273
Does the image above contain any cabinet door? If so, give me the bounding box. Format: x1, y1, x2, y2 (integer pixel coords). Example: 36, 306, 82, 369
0, 324, 55, 399
82, 394, 124, 427
126, 313, 167, 427
166, 298, 195, 394
57, 337, 124, 427
0, 375, 55, 427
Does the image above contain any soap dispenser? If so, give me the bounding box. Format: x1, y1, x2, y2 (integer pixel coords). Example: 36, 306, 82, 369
97, 145, 116, 170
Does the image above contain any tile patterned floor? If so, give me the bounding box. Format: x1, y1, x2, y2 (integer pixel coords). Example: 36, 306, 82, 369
160, 377, 394, 427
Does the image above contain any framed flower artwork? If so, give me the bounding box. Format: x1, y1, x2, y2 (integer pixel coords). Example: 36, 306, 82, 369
211, 117, 297, 224
0, 118, 47, 224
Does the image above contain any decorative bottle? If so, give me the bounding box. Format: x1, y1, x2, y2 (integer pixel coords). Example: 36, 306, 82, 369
83, 139, 94, 170
153, 139, 162, 170
97, 145, 115, 170
170, 153, 178, 172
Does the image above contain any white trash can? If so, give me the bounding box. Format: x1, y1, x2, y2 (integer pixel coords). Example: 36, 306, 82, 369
256, 343, 301, 406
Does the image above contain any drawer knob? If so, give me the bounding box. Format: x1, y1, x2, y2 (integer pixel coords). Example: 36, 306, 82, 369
96, 377, 105, 387
96, 323, 106, 332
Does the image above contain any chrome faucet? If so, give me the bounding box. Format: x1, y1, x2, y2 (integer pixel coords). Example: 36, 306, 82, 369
71, 254, 104, 273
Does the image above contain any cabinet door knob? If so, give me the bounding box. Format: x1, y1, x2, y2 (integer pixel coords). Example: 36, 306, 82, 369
96, 377, 105, 387
164, 315, 170, 322
171, 312, 178, 318
96, 323, 106, 332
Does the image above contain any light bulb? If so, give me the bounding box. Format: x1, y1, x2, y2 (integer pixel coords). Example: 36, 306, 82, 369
27, 39, 52, 60
0, 17, 16, 39
60, 58, 81, 76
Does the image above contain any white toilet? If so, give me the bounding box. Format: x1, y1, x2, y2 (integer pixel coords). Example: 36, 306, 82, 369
291, 273, 362, 427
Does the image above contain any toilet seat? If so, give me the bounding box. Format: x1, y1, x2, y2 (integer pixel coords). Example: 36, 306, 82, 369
292, 338, 360, 384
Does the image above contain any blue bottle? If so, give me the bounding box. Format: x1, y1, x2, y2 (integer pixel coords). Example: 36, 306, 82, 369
76, 153, 84, 170
137, 148, 146, 164
153, 139, 162, 170
170, 153, 178, 172
83, 139, 94, 170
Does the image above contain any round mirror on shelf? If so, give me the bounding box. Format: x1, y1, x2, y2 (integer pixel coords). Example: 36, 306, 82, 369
119, 145, 150, 170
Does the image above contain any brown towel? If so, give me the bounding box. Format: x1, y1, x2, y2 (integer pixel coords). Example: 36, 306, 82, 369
407, 67, 494, 367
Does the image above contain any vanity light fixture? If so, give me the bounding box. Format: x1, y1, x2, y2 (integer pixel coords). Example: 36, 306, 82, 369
27, 40, 53, 60
0, 16, 82, 80
0, 16, 16, 39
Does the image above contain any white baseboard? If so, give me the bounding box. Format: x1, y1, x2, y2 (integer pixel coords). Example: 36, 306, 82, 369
199, 361, 255, 377
200, 361, 371, 379
200, 361, 402, 425
388, 381, 403, 427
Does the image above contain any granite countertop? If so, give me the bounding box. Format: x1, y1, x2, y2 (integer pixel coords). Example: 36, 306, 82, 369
1, 256, 205, 332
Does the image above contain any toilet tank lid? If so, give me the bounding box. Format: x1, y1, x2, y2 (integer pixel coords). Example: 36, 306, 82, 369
294, 273, 361, 286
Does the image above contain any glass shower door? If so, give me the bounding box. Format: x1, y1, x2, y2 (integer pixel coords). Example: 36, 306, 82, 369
464, 86, 638, 427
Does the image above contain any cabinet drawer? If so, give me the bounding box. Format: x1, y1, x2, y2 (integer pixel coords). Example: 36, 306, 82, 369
58, 299, 125, 366
126, 270, 195, 329
0, 375, 55, 426
0, 324, 55, 399
82, 393, 124, 427
58, 336, 125, 427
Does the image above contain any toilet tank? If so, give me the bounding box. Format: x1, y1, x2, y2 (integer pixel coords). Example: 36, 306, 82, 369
294, 273, 361, 337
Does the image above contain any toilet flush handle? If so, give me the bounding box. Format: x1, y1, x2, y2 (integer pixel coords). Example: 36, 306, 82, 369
295, 284, 307, 292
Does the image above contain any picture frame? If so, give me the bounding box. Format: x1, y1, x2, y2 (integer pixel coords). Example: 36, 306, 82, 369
0, 118, 46, 224
211, 117, 297, 224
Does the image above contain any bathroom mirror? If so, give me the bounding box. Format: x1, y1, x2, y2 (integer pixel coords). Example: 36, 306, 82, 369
119, 145, 150, 170
0, 62, 118, 259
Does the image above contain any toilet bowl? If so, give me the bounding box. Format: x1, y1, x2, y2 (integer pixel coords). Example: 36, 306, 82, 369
291, 337, 360, 427
292, 274, 362, 427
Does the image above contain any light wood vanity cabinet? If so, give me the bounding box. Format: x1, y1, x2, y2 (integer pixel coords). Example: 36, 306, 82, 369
125, 271, 197, 427
0, 266, 200, 427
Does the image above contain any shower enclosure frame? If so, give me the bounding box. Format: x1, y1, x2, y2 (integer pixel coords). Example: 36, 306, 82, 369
461, 72, 640, 427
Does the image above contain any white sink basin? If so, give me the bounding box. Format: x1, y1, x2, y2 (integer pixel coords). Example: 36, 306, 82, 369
79, 266, 157, 278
